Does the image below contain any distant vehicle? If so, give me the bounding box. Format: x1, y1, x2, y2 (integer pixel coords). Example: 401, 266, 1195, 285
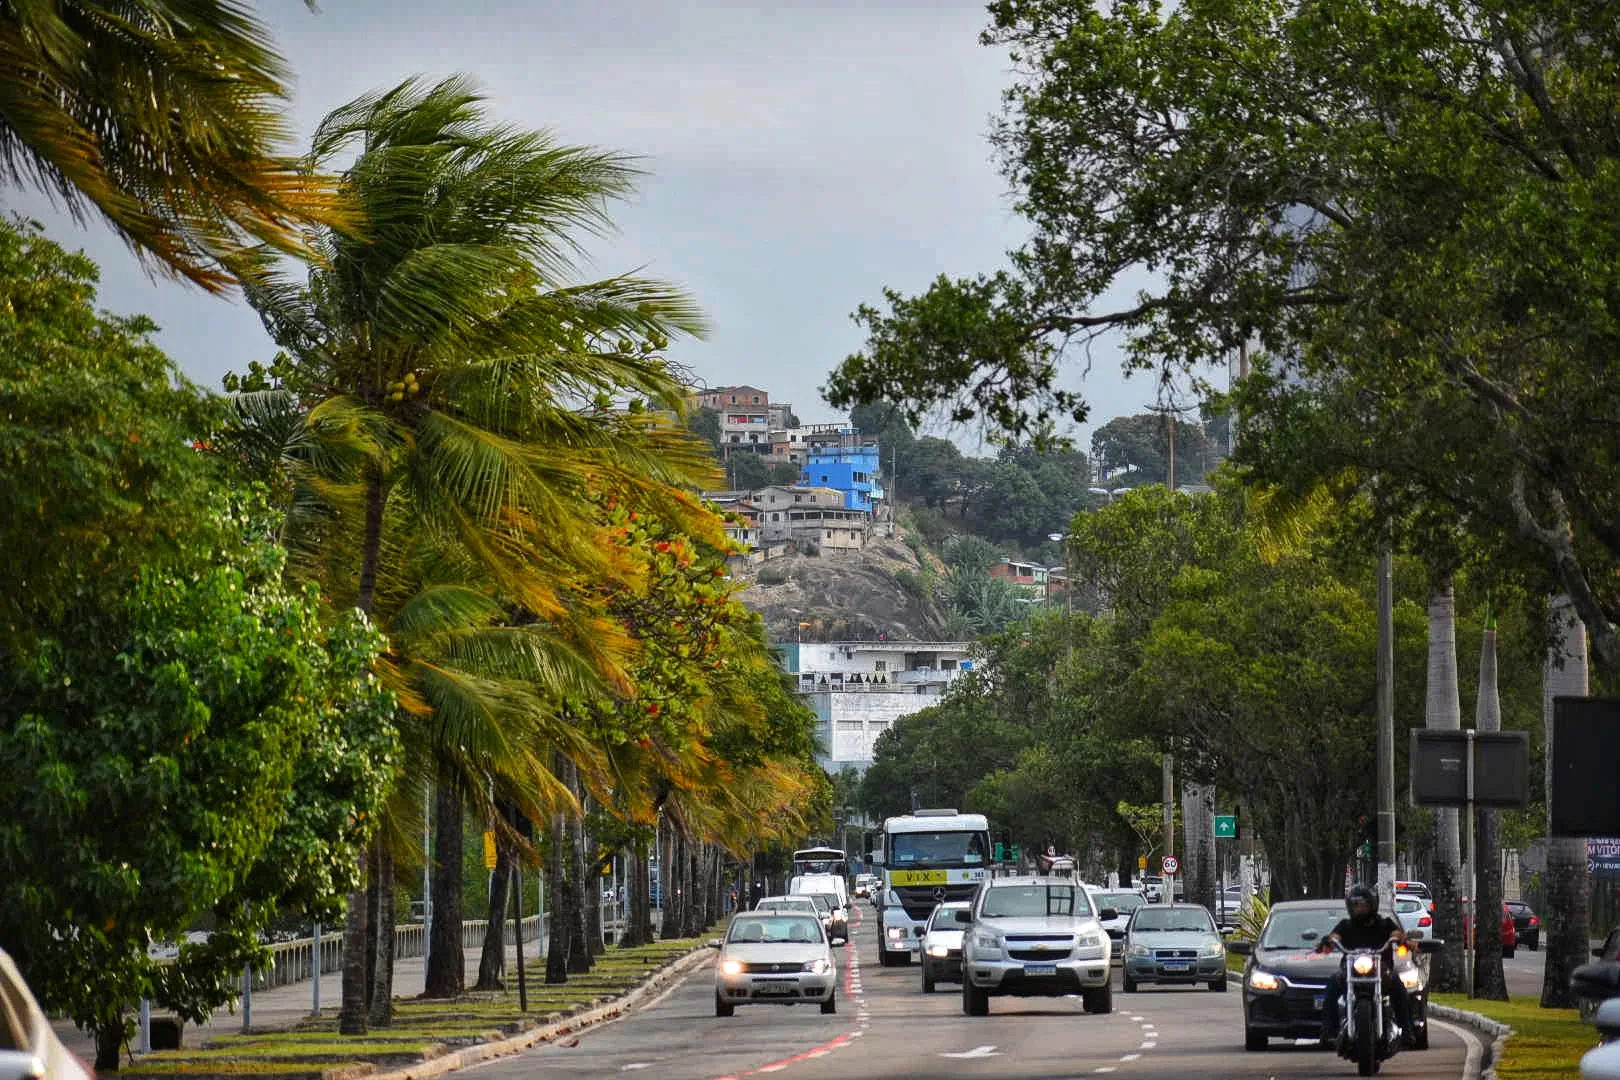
710, 912, 837, 1016
1394, 893, 1433, 937
854, 873, 878, 899
1505, 901, 1540, 951
919, 901, 972, 992
959, 876, 1115, 1016
792, 891, 848, 945
1395, 880, 1433, 911
1085, 887, 1147, 959
870, 809, 991, 967
792, 846, 848, 878
1461, 900, 1517, 957
0, 947, 95, 1080
1121, 902, 1227, 993
790, 872, 849, 910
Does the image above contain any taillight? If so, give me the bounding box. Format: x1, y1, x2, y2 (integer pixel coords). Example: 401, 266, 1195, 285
1530, 916, 1539, 926
1419, 916, 1431, 926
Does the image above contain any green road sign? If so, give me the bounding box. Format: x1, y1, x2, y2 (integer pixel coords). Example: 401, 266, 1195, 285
1214, 815, 1237, 839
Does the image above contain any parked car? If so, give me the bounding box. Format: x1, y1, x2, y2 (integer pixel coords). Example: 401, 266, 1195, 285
1394, 893, 1434, 938
920, 901, 972, 992
1225, 898, 1438, 1052
1505, 900, 1541, 951
0, 947, 94, 1080
1086, 887, 1148, 961
1121, 902, 1227, 993
1461, 900, 1518, 957
1395, 880, 1433, 912
711, 911, 837, 1016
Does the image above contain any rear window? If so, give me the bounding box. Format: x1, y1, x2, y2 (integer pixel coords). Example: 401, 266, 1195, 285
1396, 898, 1422, 913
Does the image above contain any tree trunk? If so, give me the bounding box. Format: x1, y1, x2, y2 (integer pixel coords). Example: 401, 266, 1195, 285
545, 807, 570, 984
370, 847, 396, 1026
424, 765, 465, 997
1181, 780, 1216, 912
684, 843, 703, 936
94, 1016, 122, 1073
1473, 622, 1509, 1000
340, 464, 385, 1034
1425, 582, 1467, 993
1541, 594, 1592, 1008
585, 825, 605, 957
661, 825, 683, 940
364, 851, 380, 1012
338, 846, 370, 1034
475, 822, 512, 990
567, 799, 592, 973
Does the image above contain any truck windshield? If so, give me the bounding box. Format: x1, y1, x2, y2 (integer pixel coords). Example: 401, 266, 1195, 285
890, 831, 989, 867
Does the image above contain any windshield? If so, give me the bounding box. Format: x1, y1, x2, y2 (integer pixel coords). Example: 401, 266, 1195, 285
1260, 909, 1341, 948
890, 830, 990, 867
727, 916, 824, 944
1094, 892, 1146, 914
979, 884, 1093, 919
1131, 907, 1216, 933
929, 905, 968, 931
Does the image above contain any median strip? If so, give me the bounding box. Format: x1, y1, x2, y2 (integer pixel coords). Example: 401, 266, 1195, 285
1429, 994, 1589, 1080
121, 932, 724, 1080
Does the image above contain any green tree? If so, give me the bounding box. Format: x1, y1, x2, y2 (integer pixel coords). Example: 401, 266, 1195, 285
0, 1, 349, 291
0, 220, 395, 1067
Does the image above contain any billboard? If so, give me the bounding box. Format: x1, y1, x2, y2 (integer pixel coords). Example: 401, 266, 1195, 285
1589, 838, 1620, 878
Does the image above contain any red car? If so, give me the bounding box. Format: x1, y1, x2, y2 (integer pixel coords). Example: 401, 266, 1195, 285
1461, 900, 1518, 958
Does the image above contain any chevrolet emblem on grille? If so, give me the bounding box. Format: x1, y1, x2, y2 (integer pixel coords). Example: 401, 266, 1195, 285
1033, 943, 1049, 951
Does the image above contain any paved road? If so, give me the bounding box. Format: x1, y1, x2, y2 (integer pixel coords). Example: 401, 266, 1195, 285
467, 903, 1485, 1080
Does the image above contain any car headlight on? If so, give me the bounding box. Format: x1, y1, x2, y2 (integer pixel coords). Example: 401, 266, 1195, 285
804, 958, 833, 974
886, 926, 906, 940
720, 958, 744, 975
1352, 955, 1376, 976
1248, 969, 1280, 991
1398, 967, 1423, 991
971, 932, 1002, 954
1129, 942, 1150, 958
927, 944, 949, 957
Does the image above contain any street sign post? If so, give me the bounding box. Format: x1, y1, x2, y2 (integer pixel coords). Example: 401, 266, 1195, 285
1214, 815, 1236, 839
1161, 854, 1180, 876
1137, 856, 1148, 871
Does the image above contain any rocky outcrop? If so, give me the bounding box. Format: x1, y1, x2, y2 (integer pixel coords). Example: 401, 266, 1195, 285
733, 536, 943, 642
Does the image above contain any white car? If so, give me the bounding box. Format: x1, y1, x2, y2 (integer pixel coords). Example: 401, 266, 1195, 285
0, 948, 94, 1080
1085, 887, 1148, 961
711, 911, 837, 1015
1395, 892, 1434, 937
854, 873, 878, 899
920, 901, 972, 992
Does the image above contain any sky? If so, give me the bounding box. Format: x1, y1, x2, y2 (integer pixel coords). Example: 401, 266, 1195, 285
9, 0, 1174, 454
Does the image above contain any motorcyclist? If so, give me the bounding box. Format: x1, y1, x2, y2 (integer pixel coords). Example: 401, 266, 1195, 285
1317, 883, 1414, 1048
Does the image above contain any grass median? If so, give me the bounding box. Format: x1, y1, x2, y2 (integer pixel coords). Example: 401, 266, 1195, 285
122, 930, 723, 1080
1430, 993, 1592, 1080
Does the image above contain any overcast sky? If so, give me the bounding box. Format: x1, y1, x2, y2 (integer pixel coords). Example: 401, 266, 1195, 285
11, 0, 1175, 452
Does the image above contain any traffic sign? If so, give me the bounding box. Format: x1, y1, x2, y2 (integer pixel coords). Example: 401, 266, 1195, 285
1137, 856, 1148, 871
1214, 815, 1237, 839
1161, 854, 1180, 876
483, 831, 497, 870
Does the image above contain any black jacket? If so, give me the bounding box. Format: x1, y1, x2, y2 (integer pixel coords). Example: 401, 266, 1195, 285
1331, 913, 1402, 949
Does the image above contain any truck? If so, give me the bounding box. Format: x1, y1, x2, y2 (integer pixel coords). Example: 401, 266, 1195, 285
869, 809, 992, 966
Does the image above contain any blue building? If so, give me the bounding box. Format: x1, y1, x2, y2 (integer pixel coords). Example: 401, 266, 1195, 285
800, 441, 882, 513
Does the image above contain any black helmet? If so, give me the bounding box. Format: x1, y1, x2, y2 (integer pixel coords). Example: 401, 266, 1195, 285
1346, 883, 1378, 918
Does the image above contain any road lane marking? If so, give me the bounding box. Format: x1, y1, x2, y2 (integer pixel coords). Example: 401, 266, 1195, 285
1431, 1017, 1485, 1080
1094, 1068, 1116, 1074
1139, 1041, 1157, 1049
939, 1045, 1001, 1059
621, 1065, 652, 1072
1120, 1053, 1140, 1061
1129, 1015, 1144, 1021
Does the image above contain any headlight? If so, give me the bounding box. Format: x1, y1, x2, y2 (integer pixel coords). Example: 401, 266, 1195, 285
1248, 969, 1280, 991
1129, 943, 1150, 958
720, 958, 744, 975
1201, 942, 1224, 959
1398, 967, 1423, 990
804, 958, 833, 974
927, 944, 949, 957
971, 932, 1002, 953
886, 926, 906, 940
1352, 955, 1376, 976
1075, 932, 1101, 948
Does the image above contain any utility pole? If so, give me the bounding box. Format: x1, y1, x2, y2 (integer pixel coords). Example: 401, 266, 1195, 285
1376, 547, 1397, 912
1162, 754, 1175, 887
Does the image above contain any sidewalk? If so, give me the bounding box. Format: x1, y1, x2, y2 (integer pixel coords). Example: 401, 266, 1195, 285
52, 941, 537, 1062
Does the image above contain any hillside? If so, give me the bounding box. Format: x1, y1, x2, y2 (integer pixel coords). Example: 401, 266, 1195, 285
733, 535, 944, 642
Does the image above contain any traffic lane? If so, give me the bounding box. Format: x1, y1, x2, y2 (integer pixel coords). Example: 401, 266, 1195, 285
1503, 945, 1546, 998
1117, 979, 1476, 1078
465, 917, 865, 1080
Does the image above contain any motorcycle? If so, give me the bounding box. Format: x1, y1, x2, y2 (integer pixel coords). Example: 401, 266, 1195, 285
1327, 939, 1432, 1076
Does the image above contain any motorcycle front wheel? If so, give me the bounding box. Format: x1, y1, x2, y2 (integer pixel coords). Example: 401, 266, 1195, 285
1354, 997, 1378, 1076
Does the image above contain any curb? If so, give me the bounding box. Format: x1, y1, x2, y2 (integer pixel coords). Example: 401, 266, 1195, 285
1429, 1003, 1513, 1080
367, 942, 716, 1080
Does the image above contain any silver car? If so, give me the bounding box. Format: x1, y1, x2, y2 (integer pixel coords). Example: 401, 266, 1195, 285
920, 901, 971, 992
961, 876, 1114, 1015
1122, 902, 1227, 992
1087, 888, 1148, 961
711, 912, 837, 1016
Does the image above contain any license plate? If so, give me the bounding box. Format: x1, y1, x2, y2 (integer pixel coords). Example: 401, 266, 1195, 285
1162, 961, 1190, 972
757, 983, 795, 995
1313, 994, 1325, 1010
1023, 963, 1057, 976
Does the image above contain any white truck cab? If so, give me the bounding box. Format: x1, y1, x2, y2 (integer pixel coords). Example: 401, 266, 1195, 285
870, 809, 992, 967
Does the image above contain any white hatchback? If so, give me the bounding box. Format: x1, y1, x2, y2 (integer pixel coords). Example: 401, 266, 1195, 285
712, 911, 837, 1016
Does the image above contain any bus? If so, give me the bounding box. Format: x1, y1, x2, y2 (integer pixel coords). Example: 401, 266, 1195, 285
791, 846, 849, 878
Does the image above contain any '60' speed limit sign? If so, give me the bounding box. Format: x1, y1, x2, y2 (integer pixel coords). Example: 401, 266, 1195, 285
1161, 854, 1180, 876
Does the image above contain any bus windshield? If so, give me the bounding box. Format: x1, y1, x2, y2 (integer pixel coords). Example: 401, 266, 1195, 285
792, 847, 848, 876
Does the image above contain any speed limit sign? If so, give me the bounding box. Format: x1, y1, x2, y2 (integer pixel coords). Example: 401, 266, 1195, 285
1161, 854, 1180, 875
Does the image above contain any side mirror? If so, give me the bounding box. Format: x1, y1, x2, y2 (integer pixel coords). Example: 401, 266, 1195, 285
1416, 937, 1442, 954
954, 909, 972, 925
706, 939, 723, 949
1596, 998, 1620, 1040
1226, 940, 1254, 956
1098, 908, 1118, 921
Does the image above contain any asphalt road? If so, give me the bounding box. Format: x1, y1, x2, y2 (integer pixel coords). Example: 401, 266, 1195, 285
464, 902, 1487, 1080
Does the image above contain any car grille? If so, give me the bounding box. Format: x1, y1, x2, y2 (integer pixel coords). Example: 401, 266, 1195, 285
1153, 949, 1198, 960
742, 961, 804, 974
1280, 988, 1325, 1019
1009, 947, 1071, 960
1006, 934, 1074, 961
895, 884, 980, 921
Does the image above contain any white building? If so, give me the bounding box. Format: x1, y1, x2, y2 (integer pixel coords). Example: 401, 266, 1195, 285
775, 641, 981, 772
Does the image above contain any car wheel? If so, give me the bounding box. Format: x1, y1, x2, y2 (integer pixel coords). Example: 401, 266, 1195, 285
879, 943, 897, 967
1244, 1029, 1267, 1051
1123, 971, 1138, 993
1529, 936, 1539, 951
962, 978, 989, 1016
1504, 945, 1516, 959
715, 992, 734, 1018
921, 967, 936, 994
820, 991, 837, 1015
1209, 975, 1228, 992
1083, 982, 1113, 1014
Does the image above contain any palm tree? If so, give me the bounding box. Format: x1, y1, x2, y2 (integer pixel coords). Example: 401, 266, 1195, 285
240, 74, 711, 1032
1540, 594, 1591, 1009
0, 0, 346, 291
1425, 578, 1466, 993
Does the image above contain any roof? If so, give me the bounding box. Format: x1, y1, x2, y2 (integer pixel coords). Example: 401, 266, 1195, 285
883, 811, 989, 833
1267, 898, 1346, 910
981, 875, 1085, 887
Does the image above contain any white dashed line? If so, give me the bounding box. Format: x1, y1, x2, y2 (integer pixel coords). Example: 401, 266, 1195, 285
1094, 1068, 1116, 1074
1129, 1015, 1144, 1021
1139, 1041, 1157, 1049
1120, 1053, 1140, 1062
